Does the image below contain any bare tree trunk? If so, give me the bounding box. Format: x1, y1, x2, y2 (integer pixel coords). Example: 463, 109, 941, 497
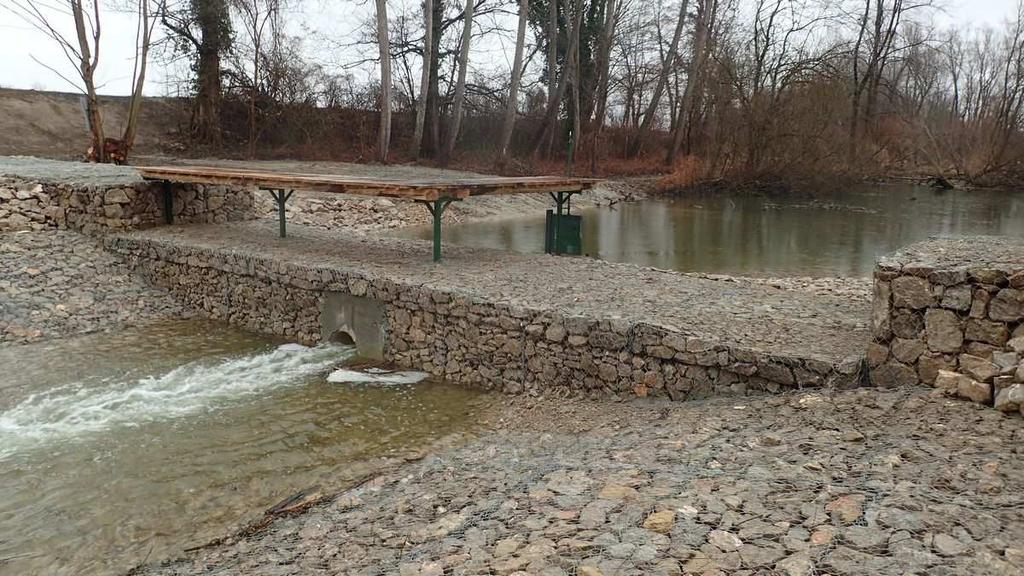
72, 0, 105, 162
423, 0, 444, 157
375, 0, 392, 162
590, 0, 618, 173
498, 0, 529, 163
569, 13, 582, 173
122, 0, 157, 161
592, 0, 617, 128
411, 0, 434, 159
545, 0, 560, 155
443, 0, 475, 162
667, 0, 713, 165
631, 0, 689, 157
546, 0, 560, 110
531, 0, 584, 158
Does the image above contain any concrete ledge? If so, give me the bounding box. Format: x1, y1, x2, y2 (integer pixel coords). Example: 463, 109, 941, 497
105, 221, 868, 400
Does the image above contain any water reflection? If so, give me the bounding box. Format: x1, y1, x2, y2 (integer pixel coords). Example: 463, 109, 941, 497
398, 184, 1024, 277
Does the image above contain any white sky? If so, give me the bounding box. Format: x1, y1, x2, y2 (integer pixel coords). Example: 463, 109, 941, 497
0, 0, 1018, 97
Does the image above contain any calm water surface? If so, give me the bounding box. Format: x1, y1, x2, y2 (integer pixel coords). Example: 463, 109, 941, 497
398, 184, 1024, 276
0, 319, 486, 575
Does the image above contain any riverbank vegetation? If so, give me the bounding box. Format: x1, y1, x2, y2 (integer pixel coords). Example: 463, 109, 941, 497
6, 0, 1024, 189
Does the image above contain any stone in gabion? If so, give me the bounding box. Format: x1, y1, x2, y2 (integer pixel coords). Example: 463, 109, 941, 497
870, 236, 1024, 416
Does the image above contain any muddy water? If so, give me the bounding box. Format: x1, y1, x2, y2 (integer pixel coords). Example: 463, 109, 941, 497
0, 320, 487, 575
398, 184, 1024, 277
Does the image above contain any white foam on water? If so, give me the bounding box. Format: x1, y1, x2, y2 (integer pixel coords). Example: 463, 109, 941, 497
0, 342, 353, 449
326, 368, 429, 386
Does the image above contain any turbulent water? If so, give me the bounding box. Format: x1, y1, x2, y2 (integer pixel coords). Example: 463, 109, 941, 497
396, 183, 1024, 277
0, 320, 484, 575
0, 342, 346, 450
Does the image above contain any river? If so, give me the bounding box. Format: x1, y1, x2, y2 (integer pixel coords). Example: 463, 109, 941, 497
0, 320, 487, 575
397, 183, 1024, 277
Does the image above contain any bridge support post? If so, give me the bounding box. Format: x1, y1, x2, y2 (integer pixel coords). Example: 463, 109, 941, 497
416, 197, 456, 262
162, 180, 174, 224
267, 188, 294, 238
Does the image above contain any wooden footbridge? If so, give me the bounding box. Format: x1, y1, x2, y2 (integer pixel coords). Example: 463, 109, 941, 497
138, 165, 597, 261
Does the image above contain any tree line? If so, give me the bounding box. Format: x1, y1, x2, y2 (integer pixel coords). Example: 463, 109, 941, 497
8, 0, 1024, 187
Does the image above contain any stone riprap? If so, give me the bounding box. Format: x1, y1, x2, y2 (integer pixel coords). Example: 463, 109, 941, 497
0, 157, 254, 234
106, 221, 869, 400
0, 230, 189, 344
140, 388, 1024, 576
869, 236, 1024, 415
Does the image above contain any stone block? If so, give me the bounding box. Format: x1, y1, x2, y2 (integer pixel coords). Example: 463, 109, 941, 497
917, 354, 953, 384
969, 268, 1007, 286
892, 276, 934, 309
871, 281, 892, 339
993, 351, 1019, 374
872, 361, 918, 388
959, 354, 1000, 382
989, 288, 1024, 322
964, 318, 1009, 346
892, 310, 923, 339
924, 309, 962, 353
956, 378, 991, 404
1007, 336, 1024, 354
929, 269, 968, 286
866, 343, 889, 367
970, 289, 990, 319
103, 188, 131, 204
934, 370, 965, 394
994, 384, 1024, 412
891, 338, 926, 363
940, 285, 972, 311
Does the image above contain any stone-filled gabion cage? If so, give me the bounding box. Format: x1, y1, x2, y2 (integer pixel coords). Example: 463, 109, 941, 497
869, 236, 1024, 415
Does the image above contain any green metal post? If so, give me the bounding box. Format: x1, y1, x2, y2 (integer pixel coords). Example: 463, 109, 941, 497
270, 189, 293, 238
418, 198, 453, 262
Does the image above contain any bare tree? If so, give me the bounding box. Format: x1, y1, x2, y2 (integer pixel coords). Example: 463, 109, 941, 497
498, 0, 529, 163
8, 0, 106, 161
8, 0, 156, 162
375, 0, 392, 162
123, 0, 159, 157
668, 0, 718, 164
443, 0, 475, 161
231, 0, 281, 158
630, 0, 689, 156
591, 0, 619, 130
531, 0, 584, 157
411, 0, 434, 158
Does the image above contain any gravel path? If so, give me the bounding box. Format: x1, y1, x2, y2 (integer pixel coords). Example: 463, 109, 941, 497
0, 230, 188, 345
116, 221, 869, 364
140, 388, 1024, 576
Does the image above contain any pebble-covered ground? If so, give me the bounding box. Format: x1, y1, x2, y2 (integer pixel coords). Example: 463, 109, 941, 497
141, 387, 1024, 576
0, 230, 188, 344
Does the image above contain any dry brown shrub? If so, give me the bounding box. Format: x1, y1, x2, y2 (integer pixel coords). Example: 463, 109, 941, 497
656, 155, 707, 191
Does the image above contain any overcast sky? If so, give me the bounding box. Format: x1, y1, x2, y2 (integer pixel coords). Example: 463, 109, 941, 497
0, 0, 1018, 97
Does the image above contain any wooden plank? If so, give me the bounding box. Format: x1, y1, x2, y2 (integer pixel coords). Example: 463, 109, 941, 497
136, 165, 597, 201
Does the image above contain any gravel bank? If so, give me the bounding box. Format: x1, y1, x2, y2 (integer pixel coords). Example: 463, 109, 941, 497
0, 230, 188, 345
140, 387, 1024, 576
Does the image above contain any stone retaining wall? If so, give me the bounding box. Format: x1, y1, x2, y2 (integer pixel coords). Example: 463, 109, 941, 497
106, 234, 861, 400
0, 176, 254, 234
869, 236, 1024, 415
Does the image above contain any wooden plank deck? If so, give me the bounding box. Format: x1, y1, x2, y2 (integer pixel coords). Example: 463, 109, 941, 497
137, 165, 598, 201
